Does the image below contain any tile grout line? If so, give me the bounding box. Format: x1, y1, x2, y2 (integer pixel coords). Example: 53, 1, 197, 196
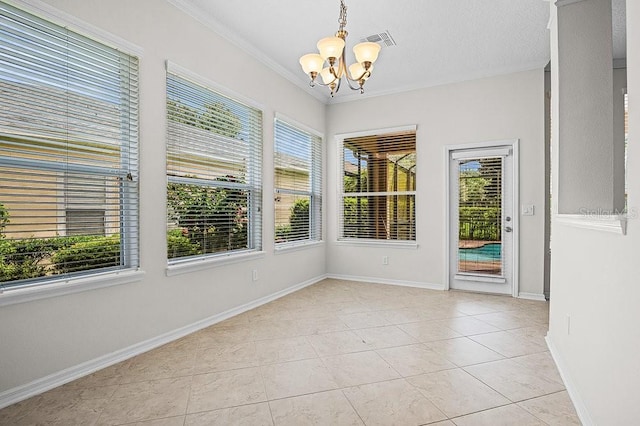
460, 364, 518, 405
340, 387, 367, 425
181, 373, 195, 423
256, 359, 276, 426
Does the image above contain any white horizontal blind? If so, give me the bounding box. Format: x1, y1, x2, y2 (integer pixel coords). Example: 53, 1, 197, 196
0, 1, 139, 289
340, 131, 416, 241
274, 119, 322, 244
166, 72, 262, 261
457, 156, 503, 276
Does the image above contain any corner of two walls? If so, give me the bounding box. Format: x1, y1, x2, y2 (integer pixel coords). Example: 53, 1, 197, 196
325, 69, 547, 298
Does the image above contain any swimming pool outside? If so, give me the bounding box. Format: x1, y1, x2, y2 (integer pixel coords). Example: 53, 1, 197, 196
458, 242, 502, 262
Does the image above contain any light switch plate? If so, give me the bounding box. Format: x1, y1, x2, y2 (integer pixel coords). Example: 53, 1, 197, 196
522, 204, 535, 216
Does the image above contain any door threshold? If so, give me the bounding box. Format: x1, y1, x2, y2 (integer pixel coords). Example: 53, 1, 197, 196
454, 274, 506, 284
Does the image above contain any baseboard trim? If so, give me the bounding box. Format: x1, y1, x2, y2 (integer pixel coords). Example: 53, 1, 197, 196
326, 274, 445, 291
0, 274, 326, 410
545, 334, 594, 426
518, 292, 547, 301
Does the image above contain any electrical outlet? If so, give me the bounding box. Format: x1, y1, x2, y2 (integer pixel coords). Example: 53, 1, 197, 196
252, 269, 258, 281
382, 256, 389, 265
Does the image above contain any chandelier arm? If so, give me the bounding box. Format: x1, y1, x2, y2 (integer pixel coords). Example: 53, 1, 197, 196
344, 77, 363, 91
311, 79, 339, 88
330, 64, 341, 80
344, 69, 371, 83
342, 58, 370, 93
343, 57, 373, 82
336, 48, 347, 78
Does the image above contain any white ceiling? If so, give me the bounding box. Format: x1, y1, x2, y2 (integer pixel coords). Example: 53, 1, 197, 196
171, 0, 626, 104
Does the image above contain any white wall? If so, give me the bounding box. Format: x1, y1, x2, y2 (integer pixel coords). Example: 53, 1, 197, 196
0, 0, 326, 395
556, 0, 615, 214
326, 70, 546, 297
547, 1, 640, 424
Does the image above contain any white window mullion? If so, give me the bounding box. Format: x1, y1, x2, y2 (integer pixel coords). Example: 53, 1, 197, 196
275, 188, 313, 197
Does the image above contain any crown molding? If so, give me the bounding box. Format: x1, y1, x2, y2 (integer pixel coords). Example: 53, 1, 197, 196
555, 0, 588, 7
165, 0, 328, 104
327, 61, 549, 105
5, 0, 144, 56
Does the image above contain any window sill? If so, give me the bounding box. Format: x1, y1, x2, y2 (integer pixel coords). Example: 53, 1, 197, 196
0, 268, 145, 307
275, 240, 324, 254
335, 239, 419, 249
166, 250, 266, 277
555, 214, 628, 235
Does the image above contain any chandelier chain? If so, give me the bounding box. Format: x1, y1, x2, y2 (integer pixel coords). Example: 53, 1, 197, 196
338, 0, 347, 32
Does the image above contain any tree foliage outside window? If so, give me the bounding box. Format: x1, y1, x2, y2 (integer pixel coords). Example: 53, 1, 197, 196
342, 169, 369, 237
167, 178, 248, 258
0, 202, 121, 283
458, 159, 502, 242
275, 198, 311, 242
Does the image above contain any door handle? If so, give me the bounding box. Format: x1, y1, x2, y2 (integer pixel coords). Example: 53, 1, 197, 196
505, 226, 513, 233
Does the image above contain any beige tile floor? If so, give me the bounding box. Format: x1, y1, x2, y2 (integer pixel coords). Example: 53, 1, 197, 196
0, 279, 581, 426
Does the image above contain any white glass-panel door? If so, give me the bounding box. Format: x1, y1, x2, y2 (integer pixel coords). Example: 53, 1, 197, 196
449, 146, 515, 295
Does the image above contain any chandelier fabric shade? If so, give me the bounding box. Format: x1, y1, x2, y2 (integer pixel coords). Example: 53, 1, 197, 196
299, 0, 381, 96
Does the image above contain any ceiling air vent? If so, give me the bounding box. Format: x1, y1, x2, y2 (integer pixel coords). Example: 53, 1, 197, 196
359, 30, 396, 48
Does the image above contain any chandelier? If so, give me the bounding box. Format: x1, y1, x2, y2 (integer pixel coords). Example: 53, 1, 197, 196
299, 0, 381, 97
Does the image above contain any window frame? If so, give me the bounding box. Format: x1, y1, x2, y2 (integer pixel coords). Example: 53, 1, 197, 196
165, 62, 264, 272
0, 1, 143, 305
337, 125, 417, 245
274, 116, 323, 250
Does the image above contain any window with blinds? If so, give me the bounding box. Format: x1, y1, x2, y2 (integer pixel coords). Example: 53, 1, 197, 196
166, 71, 262, 261
0, 2, 139, 289
274, 119, 322, 245
340, 131, 416, 241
